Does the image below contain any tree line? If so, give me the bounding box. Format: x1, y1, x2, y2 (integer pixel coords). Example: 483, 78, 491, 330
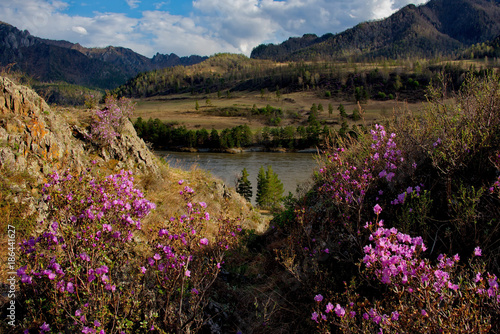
133, 117, 349, 150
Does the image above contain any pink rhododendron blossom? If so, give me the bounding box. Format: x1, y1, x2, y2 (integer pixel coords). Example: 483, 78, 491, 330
334, 304, 345, 317
474, 247, 482, 256
325, 302, 334, 313
314, 294, 323, 302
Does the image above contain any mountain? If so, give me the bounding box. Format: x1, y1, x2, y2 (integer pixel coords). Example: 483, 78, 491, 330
0, 21, 208, 89
251, 0, 500, 61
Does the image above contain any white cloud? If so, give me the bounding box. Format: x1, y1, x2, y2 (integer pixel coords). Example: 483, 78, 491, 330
126, 0, 141, 9
0, 0, 431, 58
154, 2, 168, 10
72, 26, 88, 35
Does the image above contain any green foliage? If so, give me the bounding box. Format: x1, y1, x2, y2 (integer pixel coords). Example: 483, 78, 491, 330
256, 165, 284, 209
236, 168, 253, 202
271, 192, 297, 227
338, 104, 347, 119
352, 108, 362, 121
269, 72, 500, 332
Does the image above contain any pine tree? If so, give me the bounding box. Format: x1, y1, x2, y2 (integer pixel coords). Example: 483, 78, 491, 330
256, 166, 268, 207
236, 168, 252, 202
256, 165, 283, 209
338, 104, 347, 119
265, 165, 283, 209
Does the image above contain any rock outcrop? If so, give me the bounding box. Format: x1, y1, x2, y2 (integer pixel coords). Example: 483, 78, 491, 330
0, 75, 159, 180
0, 76, 86, 178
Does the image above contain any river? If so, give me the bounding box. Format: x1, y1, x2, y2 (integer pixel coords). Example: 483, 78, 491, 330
158, 151, 321, 205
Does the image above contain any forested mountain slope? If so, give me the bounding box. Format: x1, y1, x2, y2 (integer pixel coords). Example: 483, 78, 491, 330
0, 21, 207, 89
251, 0, 500, 61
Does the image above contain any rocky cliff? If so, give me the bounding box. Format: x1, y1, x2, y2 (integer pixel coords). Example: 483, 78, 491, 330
0, 75, 159, 180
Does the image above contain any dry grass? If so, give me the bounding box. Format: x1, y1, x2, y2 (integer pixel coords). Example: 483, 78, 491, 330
135, 160, 268, 243
131, 91, 425, 131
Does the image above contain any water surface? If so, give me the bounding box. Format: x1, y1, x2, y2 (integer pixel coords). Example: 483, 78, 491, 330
159, 151, 320, 204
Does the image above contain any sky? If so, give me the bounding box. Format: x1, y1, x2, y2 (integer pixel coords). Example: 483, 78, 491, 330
0, 0, 429, 58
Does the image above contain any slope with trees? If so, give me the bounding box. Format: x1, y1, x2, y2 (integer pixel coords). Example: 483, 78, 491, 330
251, 0, 500, 62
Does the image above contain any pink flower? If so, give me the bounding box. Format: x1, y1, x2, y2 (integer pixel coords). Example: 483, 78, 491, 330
325, 302, 334, 313
373, 204, 382, 215
314, 294, 323, 302
311, 312, 319, 322
334, 304, 345, 317
40, 322, 50, 332
474, 246, 482, 256
475, 272, 483, 283
199, 238, 209, 246
185, 270, 191, 277
140, 266, 146, 274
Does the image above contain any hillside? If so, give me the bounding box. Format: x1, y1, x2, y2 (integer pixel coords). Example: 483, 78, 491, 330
0, 21, 207, 90
2, 71, 500, 333
251, 0, 500, 61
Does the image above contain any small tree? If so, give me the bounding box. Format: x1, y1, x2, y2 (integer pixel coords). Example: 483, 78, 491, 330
338, 104, 347, 119
256, 165, 284, 209
266, 165, 284, 210
236, 168, 252, 202
308, 103, 319, 126
256, 166, 268, 207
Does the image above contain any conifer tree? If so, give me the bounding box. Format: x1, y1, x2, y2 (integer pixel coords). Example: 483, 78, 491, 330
236, 168, 252, 202
256, 165, 284, 209
265, 165, 284, 209
256, 166, 268, 207
338, 104, 347, 119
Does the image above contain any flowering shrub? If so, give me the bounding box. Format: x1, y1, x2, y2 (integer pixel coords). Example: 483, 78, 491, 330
273, 73, 500, 332
311, 206, 500, 333
141, 180, 240, 332
87, 96, 135, 146
16, 168, 240, 333
276, 124, 407, 281
18, 169, 155, 332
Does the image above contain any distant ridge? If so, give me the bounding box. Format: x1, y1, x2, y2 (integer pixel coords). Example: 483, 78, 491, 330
251, 0, 500, 61
0, 21, 208, 89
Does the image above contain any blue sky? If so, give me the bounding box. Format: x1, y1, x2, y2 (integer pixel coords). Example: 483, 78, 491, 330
0, 0, 429, 58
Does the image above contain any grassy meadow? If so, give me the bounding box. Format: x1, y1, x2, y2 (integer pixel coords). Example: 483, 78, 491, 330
132, 90, 419, 131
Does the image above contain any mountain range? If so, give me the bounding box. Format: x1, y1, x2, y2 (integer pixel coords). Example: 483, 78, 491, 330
0, 21, 207, 89
2, 0, 500, 90
250, 0, 500, 61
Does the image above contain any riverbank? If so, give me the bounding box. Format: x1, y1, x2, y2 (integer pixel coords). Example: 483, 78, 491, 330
167, 145, 320, 154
